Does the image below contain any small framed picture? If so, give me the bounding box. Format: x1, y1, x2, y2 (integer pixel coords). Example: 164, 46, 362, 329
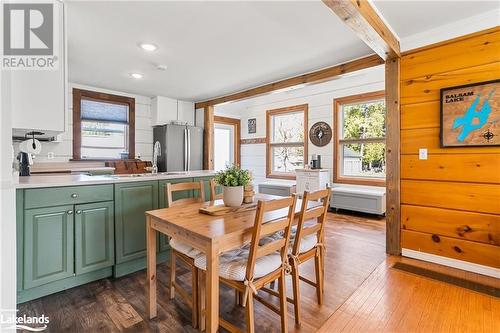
440, 79, 500, 147
248, 118, 257, 134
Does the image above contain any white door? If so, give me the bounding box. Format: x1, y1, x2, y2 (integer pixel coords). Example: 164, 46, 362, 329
214, 123, 235, 171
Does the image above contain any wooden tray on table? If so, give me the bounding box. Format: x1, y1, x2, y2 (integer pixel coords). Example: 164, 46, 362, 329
199, 200, 258, 216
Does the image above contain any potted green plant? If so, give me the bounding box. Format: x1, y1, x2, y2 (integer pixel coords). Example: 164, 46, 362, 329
214, 164, 251, 207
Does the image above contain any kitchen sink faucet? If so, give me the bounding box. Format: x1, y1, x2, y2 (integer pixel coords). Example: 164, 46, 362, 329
152, 141, 161, 174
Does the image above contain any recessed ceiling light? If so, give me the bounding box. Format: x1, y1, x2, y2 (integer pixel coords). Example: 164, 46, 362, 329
156, 64, 168, 71
129, 73, 143, 79
139, 43, 157, 52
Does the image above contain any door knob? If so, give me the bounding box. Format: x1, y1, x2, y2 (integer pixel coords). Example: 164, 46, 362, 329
76, 210, 82, 214
67, 210, 73, 215
71, 193, 78, 198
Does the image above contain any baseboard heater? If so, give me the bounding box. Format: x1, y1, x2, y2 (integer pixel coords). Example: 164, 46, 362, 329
330, 185, 386, 215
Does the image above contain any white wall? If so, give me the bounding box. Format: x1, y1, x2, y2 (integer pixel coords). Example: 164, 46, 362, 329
1, 68, 16, 332
215, 65, 385, 185
13, 83, 154, 164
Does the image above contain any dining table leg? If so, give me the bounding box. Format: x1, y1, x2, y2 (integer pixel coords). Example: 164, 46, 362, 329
146, 216, 157, 319
206, 241, 220, 333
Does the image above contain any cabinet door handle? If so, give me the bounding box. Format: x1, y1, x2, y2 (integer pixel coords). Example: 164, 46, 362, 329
71, 193, 78, 198
67, 210, 73, 215
76, 210, 82, 214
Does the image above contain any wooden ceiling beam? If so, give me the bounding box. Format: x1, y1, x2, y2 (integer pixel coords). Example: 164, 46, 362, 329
322, 0, 400, 60
194, 54, 384, 109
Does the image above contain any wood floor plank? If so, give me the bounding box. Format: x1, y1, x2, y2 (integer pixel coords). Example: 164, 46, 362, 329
96, 288, 143, 330
18, 210, 498, 333
17, 211, 386, 333
319, 256, 500, 333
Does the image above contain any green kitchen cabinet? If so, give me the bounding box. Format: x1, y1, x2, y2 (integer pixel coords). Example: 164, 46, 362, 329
158, 177, 193, 252
23, 205, 75, 289
24, 184, 113, 209
75, 201, 114, 275
114, 181, 159, 265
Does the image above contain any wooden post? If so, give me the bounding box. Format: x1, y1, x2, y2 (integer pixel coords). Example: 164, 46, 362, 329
321, 0, 402, 255
203, 105, 214, 170
385, 57, 401, 255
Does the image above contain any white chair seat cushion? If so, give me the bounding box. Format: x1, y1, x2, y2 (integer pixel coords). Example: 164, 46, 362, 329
259, 224, 318, 254
194, 247, 282, 281
291, 233, 317, 254
170, 238, 202, 258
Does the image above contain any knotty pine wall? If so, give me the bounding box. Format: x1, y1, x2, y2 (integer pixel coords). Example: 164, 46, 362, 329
400, 27, 500, 269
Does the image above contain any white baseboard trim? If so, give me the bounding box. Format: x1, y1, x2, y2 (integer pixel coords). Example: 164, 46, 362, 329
402, 249, 500, 279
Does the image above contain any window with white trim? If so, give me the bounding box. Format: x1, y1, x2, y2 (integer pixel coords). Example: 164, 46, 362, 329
267, 104, 308, 179
335, 92, 386, 185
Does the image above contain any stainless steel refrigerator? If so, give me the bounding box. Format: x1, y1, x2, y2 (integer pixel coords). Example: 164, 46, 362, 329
153, 124, 204, 172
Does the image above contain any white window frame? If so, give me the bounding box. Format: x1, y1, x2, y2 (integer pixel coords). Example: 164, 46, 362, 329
266, 104, 308, 179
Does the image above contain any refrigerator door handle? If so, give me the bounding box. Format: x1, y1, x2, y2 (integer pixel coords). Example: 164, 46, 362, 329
184, 128, 188, 171
186, 128, 191, 171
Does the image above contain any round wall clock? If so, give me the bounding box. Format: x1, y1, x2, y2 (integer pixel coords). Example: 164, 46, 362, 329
309, 121, 332, 147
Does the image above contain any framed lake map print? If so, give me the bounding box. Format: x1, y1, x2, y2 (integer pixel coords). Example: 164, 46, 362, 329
440, 79, 500, 147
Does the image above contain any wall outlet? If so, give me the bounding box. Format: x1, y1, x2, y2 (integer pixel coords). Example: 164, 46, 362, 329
419, 148, 428, 160
47, 152, 55, 159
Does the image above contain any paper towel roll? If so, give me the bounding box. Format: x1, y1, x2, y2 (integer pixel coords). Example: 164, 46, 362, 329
20, 139, 42, 155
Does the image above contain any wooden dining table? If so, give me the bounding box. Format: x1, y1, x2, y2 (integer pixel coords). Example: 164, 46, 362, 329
145, 193, 313, 333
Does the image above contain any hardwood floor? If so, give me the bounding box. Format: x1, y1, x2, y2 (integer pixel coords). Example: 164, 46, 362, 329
19, 210, 498, 333
318, 256, 500, 333
17, 211, 386, 332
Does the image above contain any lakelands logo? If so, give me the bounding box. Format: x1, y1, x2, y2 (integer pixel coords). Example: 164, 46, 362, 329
1, 309, 49, 331
2, 1, 59, 70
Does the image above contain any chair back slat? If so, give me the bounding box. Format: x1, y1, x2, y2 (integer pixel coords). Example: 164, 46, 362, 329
305, 189, 330, 201
245, 195, 297, 280
259, 217, 289, 237
256, 238, 286, 258
302, 206, 326, 221
300, 224, 321, 238
209, 179, 224, 200
291, 188, 331, 255
166, 181, 205, 207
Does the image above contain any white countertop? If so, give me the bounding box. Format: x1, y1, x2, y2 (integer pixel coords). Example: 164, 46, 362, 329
31, 166, 115, 174
15, 170, 216, 189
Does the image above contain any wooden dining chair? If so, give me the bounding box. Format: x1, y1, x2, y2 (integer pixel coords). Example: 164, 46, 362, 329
287, 188, 331, 327
209, 178, 223, 200
166, 180, 205, 328
196, 195, 297, 333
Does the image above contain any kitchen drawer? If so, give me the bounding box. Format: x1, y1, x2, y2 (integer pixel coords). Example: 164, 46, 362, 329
297, 171, 315, 177
24, 185, 114, 209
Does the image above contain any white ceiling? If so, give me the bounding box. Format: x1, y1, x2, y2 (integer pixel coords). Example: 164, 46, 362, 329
67, 1, 372, 102
67, 1, 499, 103
373, 0, 499, 38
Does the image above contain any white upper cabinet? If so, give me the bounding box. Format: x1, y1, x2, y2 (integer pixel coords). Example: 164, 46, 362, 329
11, 1, 67, 137
151, 96, 195, 126
177, 100, 195, 126
151, 96, 178, 126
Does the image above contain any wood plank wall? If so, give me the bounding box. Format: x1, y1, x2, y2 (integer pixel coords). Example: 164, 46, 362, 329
400, 27, 500, 269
